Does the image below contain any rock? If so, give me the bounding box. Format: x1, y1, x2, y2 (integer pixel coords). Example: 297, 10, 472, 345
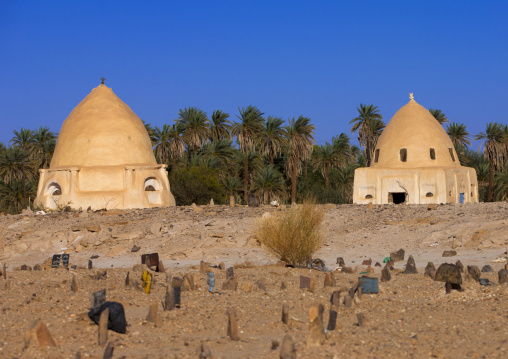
330, 291, 341, 307
324, 272, 335, 287
455, 260, 464, 272
33, 264, 42, 271
280, 334, 296, 359
218, 262, 226, 270
146, 303, 163, 327
442, 250, 457, 257
157, 260, 165, 273
357, 313, 367, 326
71, 274, 79, 292
106, 245, 126, 257
390, 249, 405, 262
222, 278, 238, 291
229, 195, 235, 207
199, 261, 207, 273
323, 203, 336, 210
150, 221, 162, 236
131, 245, 141, 252
255, 279, 267, 292
481, 265, 494, 272
209, 198, 214, 206
227, 308, 240, 341
103, 342, 114, 359
310, 258, 327, 271
299, 275, 316, 292
381, 265, 391, 282
336, 257, 345, 267
226, 267, 234, 279
427, 204, 438, 210
424, 262, 436, 280
25, 320, 56, 349
282, 304, 290, 325
199, 342, 212, 359
86, 224, 101, 232
375, 262, 381, 267
362, 258, 372, 266
307, 304, 325, 346
98, 307, 109, 346
467, 265, 481, 281
341, 266, 353, 274
498, 269, 508, 284
435, 263, 463, 293
404, 255, 418, 274
182, 273, 198, 291
327, 309, 338, 331
280, 281, 287, 290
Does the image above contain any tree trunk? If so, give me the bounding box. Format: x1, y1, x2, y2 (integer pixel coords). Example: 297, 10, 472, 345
22, 161, 26, 204
304, 160, 308, 179
487, 158, 494, 202
269, 155, 274, 166
243, 150, 249, 204
365, 142, 371, 167
172, 156, 176, 173
291, 164, 297, 204
325, 167, 329, 191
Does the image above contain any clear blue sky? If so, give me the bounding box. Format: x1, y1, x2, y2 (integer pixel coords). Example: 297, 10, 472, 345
1, 1, 507, 149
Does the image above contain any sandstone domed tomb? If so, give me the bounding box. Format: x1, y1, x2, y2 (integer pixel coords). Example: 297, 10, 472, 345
35, 83, 175, 210
353, 94, 478, 205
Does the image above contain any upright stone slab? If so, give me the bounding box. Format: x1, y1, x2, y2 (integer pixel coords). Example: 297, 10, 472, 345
390, 249, 405, 262
424, 262, 436, 280
307, 304, 325, 346
25, 320, 57, 349
403, 255, 418, 274
330, 291, 341, 307
381, 265, 391, 282
499, 269, 508, 284
280, 334, 296, 359
282, 304, 290, 325
300, 275, 316, 292
327, 309, 338, 331
227, 308, 240, 341
467, 265, 481, 281
103, 342, 114, 359
71, 274, 79, 292
98, 307, 109, 346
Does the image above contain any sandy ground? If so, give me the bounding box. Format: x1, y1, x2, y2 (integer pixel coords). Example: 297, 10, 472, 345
0, 202, 507, 358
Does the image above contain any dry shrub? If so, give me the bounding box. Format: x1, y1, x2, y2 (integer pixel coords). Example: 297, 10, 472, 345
256, 202, 325, 266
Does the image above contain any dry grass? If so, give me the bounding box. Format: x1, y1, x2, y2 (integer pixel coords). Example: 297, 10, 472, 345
256, 202, 325, 266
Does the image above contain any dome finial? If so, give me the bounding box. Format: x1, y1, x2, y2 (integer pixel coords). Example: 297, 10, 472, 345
100, 77, 106, 85
409, 92, 414, 101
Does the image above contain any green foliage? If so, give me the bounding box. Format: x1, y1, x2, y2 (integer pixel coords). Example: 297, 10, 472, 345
170, 165, 226, 205
251, 165, 287, 204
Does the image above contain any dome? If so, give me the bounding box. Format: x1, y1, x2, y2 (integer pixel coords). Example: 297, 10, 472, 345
50, 84, 156, 168
372, 96, 460, 169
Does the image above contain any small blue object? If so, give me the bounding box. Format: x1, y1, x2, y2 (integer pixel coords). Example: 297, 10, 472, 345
358, 276, 379, 294
207, 272, 215, 293
479, 278, 489, 286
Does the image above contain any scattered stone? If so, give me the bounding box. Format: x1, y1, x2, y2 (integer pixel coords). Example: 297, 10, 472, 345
362, 258, 372, 266
131, 245, 141, 252
218, 262, 226, 270
20, 264, 28, 270
255, 279, 267, 292
86, 224, 101, 232
427, 204, 438, 210
357, 312, 367, 326
481, 265, 494, 273
341, 266, 353, 274
498, 269, 508, 284
381, 265, 391, 282
404, 255, 418, 274
103, 342, 114, 359
227, 308, 240, 341
390, 249, 405, 262
386, 259, 395, 269
98, 307, 109, 346
375, 262, 381, 267
88, 260, 93, 270
467, 265, 481, 281
280, 281, 287, 290
282, 304, 290, 325
226, 267, 234, 279
162, 287, 175, 311
199, 342, 212, 359
33, 264, 42, 271
336, 257, 345, 267
271, 340, 279, 350
158, 260, 165, 274
182, 273, 198, 291
222, 278, 238, 291
330, 291, 341, 307
327, 309, 338, 331
25, 320, 57, 349
324, 272, 335, 287
125, 272, 130, 286
435, 263, 463, 293
280, 334, 296, 359
200, 261, 208, 273
307, 304, 325, 346
455, 260, 464, 272
310, 258, 327, 271
442, 250, 457, 257
299, 275, 316, 292
146, 303, 163, 327
71, 274, 79, 292
424, 262, 436, 280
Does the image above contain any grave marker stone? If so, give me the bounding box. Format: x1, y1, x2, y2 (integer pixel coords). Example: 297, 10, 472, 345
227, 308, 240, 341
98, 308, 109, 346
51, 254, 62, 268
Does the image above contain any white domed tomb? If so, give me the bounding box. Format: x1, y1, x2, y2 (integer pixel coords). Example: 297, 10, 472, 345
353, 95, 478, 205
35, 84, 175, 210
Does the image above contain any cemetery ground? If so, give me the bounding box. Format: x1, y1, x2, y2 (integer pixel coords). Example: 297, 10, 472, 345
1, 202, 508, 358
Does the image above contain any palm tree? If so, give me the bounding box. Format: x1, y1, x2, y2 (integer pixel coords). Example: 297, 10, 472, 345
350, 104, 383, 167
0, 147, 36, 204
152, 124, 172, 165
142, 120, 156, 146
446, 122, 471, 148
222, 175, 242, 206
493, 164, 508, 201
0, 180, 35, 214
336, 163, 356, 203
9, 129, 35, 204
168, 123, 186, 171
475, 122, 507, 201
311, 144, 342, 190
200, 139, 236, 174
429, 109, 449, 124
231, 106, 265, 203
210, 110, 231, 143
285, 116, 316, 204
32, 126, 56, 169
251, 165, 287, 205
178, 107, 210, 156
259, 116, 287, 165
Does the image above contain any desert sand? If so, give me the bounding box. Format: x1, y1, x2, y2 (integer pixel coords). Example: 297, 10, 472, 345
0, 202, 507, 358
